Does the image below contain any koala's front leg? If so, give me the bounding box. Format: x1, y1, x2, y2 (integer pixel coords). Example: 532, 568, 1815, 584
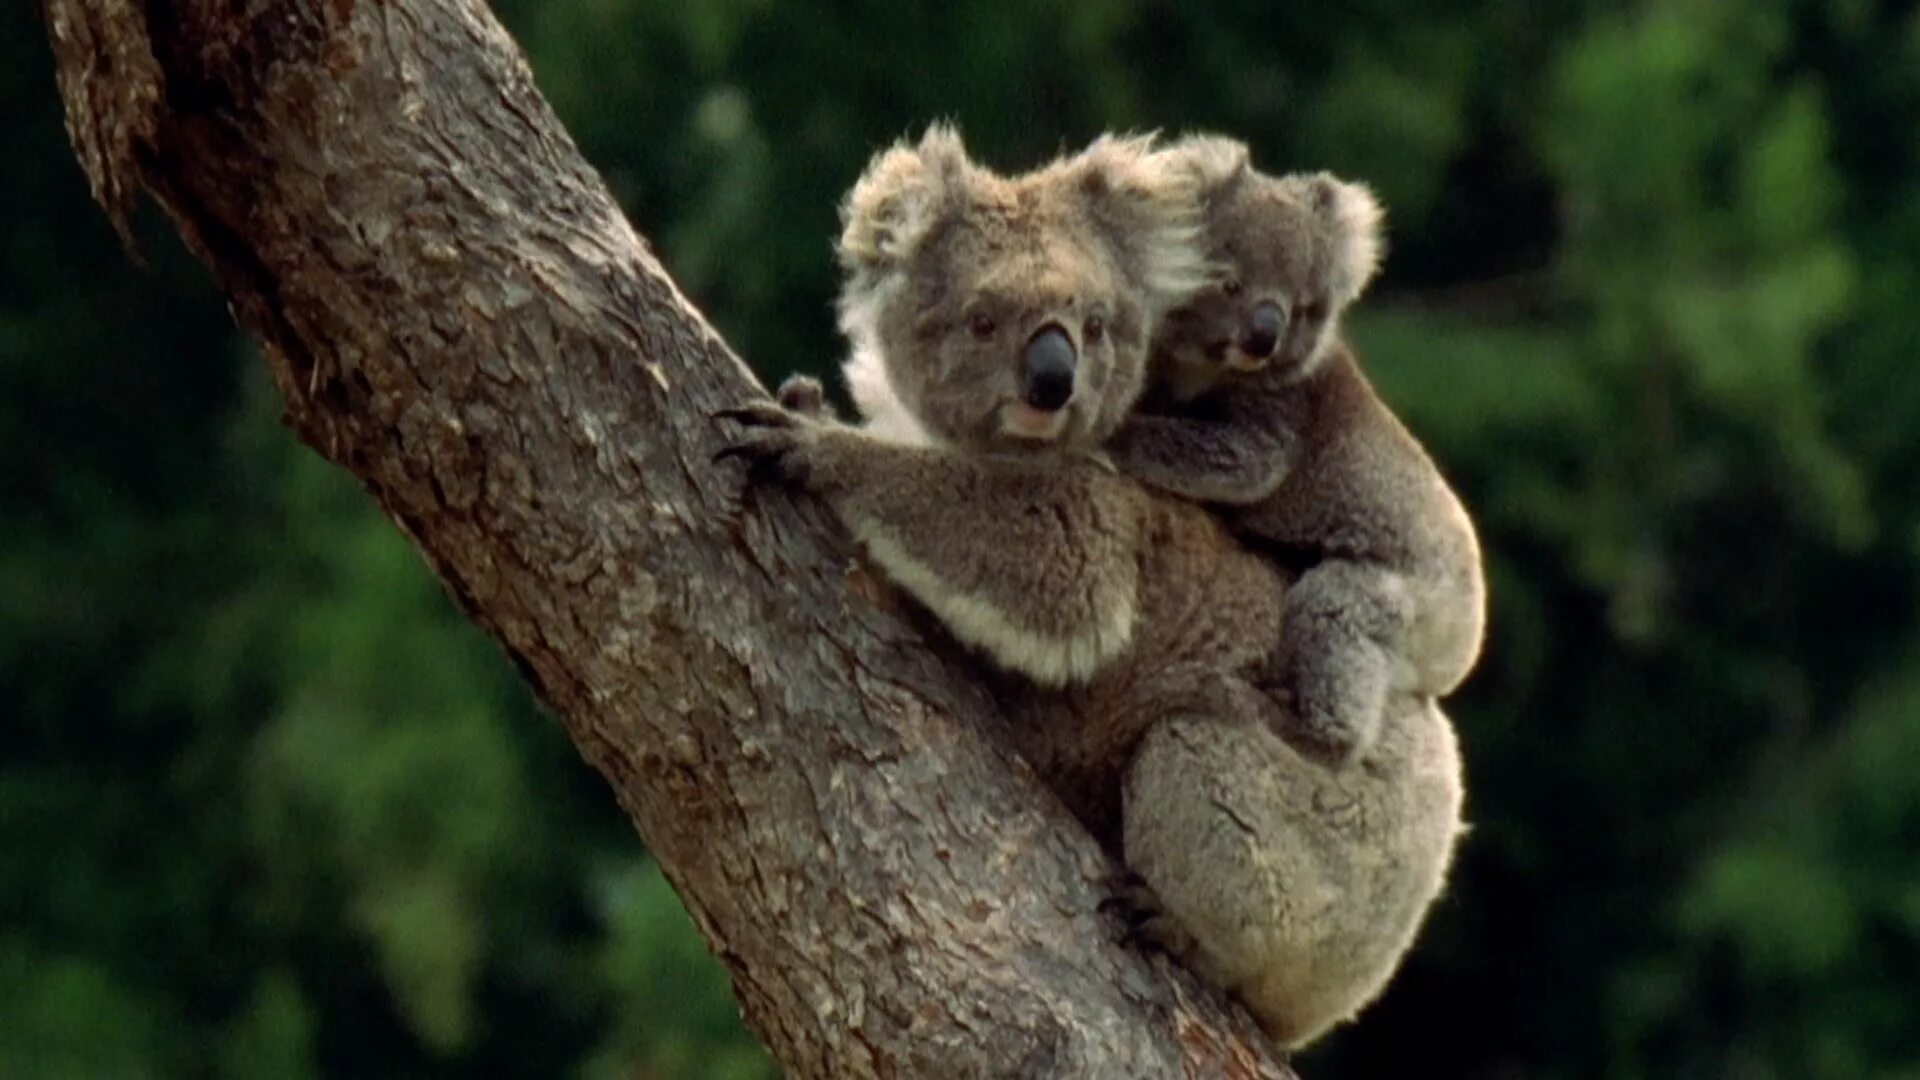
716, 401, 1144, 687
1269, 558, 1414, 765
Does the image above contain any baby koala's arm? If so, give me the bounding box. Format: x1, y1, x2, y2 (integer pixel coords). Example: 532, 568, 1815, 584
1106, 373, 1298, 506
716, 398, 1144, 687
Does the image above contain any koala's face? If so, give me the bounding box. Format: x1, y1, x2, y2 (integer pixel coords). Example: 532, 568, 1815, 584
1152, 141, 1383, 385
837, 129, 1210, 452
881, 195, 1155, 450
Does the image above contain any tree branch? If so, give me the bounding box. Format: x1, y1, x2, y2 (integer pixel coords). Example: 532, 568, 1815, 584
42, 0, 1297, 1075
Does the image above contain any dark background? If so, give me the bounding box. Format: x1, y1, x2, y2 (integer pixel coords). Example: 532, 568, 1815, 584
8, 1, 1919, 1076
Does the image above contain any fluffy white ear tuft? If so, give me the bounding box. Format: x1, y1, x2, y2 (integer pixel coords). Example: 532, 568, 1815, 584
1072, 133, 1217, 319
1302, 172, 1386, 305
834, 126, 977, 437
837, 123, 973, 274
1162, 133, 1252, 194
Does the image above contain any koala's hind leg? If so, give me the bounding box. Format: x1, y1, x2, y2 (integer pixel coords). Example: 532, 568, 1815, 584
1271, 558, 1414, 765
1121, 710, 1354, 1049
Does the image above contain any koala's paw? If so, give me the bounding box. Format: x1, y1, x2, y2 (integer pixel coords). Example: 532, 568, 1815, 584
774, 374, 838, 420
712, 400, 824, 487
1099, 872, 1202, 960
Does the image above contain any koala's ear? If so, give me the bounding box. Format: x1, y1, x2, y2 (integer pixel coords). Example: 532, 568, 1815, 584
1299, 172, 1386, 305
838, 124, 972, 274
1161, 133, 1252, 200
1073, 133, 1216, 317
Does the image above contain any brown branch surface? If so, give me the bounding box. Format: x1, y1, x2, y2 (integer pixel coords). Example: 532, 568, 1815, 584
42, 0, 1300, 1075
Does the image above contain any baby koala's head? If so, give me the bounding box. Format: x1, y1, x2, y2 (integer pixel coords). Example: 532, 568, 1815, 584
1152, 137, 1385, 385
836, 126, 1211, 451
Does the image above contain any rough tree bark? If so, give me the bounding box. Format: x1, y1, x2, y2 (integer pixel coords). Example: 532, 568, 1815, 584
43, 0, 1301, 1076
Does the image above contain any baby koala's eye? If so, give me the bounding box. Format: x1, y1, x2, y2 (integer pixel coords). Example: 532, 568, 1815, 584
1084, 312, 1107, 343
968, 312, 998, 340
1221, 278, 1244, 297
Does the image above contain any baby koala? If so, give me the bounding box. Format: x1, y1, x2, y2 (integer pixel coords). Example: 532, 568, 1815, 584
1108, 136, 1487, 766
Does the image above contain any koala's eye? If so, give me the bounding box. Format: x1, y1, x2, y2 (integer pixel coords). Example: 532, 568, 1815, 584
968, 313, 998, 340
1222, 278, 1244, 298
1084, 313, 1106, 343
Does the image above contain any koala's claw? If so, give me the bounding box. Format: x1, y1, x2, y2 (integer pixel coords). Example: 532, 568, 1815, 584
1099, 873, 1166, 930
713, 400, 817, 484
712, 435, 786, 467
1103, 879, 1200, 959
1125, 912, 1202, 959
711, 401, 800, 429
712, 430, 800, 478
1099, 871, 1205, 959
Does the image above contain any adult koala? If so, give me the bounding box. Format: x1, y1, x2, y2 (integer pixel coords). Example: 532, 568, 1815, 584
716, 127, 1463, 1049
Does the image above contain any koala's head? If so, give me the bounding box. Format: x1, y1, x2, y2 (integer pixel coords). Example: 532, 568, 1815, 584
1152, 136, 1384, 383
836, 126, 1211, 451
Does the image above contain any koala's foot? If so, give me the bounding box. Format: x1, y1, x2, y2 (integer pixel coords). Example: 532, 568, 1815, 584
1095, 869, 1154, 927
775, 374, 840, 420
712, 400, 824, 487
1271, 560, 1413, 766
1099, 872, 1202, 960
1274, 644, 1391, 769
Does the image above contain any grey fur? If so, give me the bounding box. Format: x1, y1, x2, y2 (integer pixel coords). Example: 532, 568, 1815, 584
720, 128, 1464, 1048
1109, 136, 1487, 765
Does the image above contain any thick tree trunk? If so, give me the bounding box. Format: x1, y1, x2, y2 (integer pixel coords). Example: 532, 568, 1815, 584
42, 1, 1298, 1076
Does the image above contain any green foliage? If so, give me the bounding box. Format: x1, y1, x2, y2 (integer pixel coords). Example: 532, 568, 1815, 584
0, 943, 172, 1079
8, 0, 1920, 1075
218, 973, 320, 1080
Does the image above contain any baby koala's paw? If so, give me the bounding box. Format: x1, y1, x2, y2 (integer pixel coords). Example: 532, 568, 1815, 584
712, 400, 829, 489
775, 374, 840, 420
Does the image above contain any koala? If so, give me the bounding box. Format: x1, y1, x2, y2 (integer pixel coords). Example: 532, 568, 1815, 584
716, 127, 1464, 1049
1107, 136, 1488, 766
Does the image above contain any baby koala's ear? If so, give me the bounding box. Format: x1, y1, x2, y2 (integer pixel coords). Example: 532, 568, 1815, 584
1073, 133, 1217, 319
1160, 133, 1252, 200
1298, 172, 1386, 307
838, 123, 973, 275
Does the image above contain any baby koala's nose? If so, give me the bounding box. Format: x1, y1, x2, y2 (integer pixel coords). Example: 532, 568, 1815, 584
1242, 301, 1289, 360
1021, 325, 1077, 412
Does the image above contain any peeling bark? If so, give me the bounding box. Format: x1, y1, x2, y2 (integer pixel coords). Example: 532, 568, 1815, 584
42, 0, 1299, 1075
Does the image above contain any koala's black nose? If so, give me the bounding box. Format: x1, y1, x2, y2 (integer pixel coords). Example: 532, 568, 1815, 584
1021, 325, 1077, 412
1242, 301, 1288, 360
